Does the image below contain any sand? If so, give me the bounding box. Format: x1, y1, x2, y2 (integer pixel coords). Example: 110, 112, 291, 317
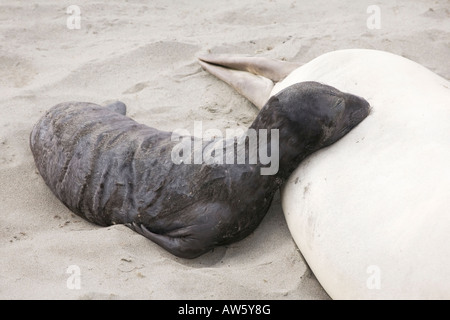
0, 0, 448, 299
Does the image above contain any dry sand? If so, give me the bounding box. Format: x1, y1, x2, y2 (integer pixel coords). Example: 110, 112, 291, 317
0, 0, 448, 299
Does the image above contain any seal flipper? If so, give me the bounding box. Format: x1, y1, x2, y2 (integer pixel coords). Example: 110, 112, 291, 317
198, 59, 273, 110
127, 223, 214, 259
198, 54, 300, 82
105, 101, 127, 115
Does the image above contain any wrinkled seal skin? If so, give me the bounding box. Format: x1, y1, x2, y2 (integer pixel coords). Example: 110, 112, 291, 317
30, 82, 370, 258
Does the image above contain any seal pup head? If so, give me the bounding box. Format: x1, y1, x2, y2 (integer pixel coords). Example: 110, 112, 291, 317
286, 81, 370, 147
251, 81, 370, 177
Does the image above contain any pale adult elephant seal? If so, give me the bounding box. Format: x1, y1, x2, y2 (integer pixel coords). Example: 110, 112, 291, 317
199, 49, 450, 299
29, 82, 370, 258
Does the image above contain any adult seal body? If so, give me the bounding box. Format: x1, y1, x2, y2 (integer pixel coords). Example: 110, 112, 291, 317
279, 50, 450, 299
30, 82, 369, 259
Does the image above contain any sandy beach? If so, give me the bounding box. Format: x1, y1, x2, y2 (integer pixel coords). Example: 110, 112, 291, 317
0, 0, 449, 299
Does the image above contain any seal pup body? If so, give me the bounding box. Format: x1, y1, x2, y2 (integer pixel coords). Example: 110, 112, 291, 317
30, 81, 369, 258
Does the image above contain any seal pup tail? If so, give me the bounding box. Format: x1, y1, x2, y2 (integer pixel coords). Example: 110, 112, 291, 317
105, 101, 127, 115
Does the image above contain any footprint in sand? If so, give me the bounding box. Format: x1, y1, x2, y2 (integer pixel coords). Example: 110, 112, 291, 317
0, 55, 36, 88
122, 81, 150, 94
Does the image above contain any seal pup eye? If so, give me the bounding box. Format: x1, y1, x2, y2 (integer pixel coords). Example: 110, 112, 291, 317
332, 98, 345, 111
330, 98, 346, 124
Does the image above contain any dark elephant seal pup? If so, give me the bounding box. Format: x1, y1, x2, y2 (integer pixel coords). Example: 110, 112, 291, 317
30, 83, 369, 258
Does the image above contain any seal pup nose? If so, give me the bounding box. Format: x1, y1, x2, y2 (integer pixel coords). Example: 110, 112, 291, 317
345, 95, 371, 125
